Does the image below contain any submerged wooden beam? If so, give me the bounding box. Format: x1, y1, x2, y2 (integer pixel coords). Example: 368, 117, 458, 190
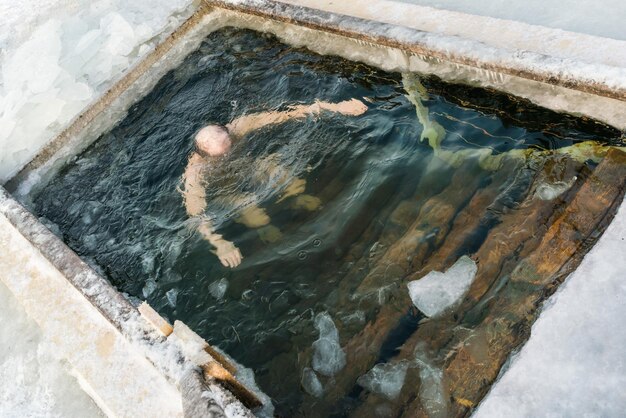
435, 148, 625, 417
325, 148, 623, 417
352, 154, 578, 416
301, 158, 522, 414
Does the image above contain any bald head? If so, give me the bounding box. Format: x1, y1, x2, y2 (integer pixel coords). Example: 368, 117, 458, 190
195, 125, 232, 157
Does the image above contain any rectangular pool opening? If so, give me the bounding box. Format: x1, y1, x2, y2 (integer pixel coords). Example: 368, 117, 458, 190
26, 25, 626, 417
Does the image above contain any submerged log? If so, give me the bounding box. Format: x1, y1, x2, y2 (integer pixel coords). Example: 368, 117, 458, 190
341, 151, 596, 416
301, 157, 524, 414
345, 156, 551, 416
354, 159, 486, 297
416, 148, 625, 417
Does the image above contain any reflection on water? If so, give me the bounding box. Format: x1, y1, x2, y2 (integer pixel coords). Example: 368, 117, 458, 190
33, 28, 623, 416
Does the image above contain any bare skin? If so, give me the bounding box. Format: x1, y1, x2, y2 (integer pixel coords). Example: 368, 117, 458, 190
183, 98, 367, 268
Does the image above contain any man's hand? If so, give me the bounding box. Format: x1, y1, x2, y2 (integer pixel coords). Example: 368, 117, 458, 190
213, 239, 242, 268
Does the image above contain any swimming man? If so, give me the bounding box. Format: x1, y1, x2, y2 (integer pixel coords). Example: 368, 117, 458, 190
182, 98, 368, 268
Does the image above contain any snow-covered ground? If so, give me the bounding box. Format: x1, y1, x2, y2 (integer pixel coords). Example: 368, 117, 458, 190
476, 197, 626, 417
0, 280, 103, 417
397, 0, 626, 41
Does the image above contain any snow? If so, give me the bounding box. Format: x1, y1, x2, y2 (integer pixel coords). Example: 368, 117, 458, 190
476, 197, 626, 417
0, 280, 103, 418
396, 0, 626, 41
357, 361, 411, 400
406, 256, 477, 318
0, 0, 197, 183
311, 312, 346, 376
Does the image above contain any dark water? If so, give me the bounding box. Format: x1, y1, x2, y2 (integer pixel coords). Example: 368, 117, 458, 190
33, 28, 621, 416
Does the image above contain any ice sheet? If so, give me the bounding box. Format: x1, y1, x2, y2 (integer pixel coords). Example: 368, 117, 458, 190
476, 198, 626, 417
0, 0, 196, 183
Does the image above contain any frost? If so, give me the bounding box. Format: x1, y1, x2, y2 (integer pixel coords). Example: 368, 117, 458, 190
210, 346, 275, 418
311, 312, 346, 377
357, 361, 410, 400
301, 367, 324, 398
209, 278, 229, 300
407, 256, 477, 317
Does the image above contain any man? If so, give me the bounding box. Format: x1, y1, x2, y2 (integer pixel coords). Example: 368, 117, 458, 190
182, 98, 368, 268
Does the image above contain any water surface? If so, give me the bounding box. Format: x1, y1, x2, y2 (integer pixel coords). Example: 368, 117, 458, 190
33, 28, 622, 417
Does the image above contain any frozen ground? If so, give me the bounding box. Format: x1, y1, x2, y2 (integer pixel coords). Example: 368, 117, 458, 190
0, 280, 103, 418
476, 197, 626, 417
0, 0, 196, 183
397, 0, 626, 41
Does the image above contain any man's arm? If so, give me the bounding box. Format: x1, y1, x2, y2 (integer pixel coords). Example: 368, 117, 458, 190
226, 98, 367, 139
182, 153, 242, 268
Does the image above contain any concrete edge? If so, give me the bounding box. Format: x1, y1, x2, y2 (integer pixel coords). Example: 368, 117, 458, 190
277, 0, 626, 69
210, 0, 626, 101
0, 186, 256, 417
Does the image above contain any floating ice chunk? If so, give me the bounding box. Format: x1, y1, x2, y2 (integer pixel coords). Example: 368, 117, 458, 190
311, 312, 346, 376
142, 279, 157, 298
209, 278, 229, 300
141, 254, 155, 274
407, 256, 477, 318
166, 288, 178, 308
415, 348, 448, 418
535, 176, 577, 200
301, 367, 324, 398
357, 360, 411, 400
81, 234, 99, 251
